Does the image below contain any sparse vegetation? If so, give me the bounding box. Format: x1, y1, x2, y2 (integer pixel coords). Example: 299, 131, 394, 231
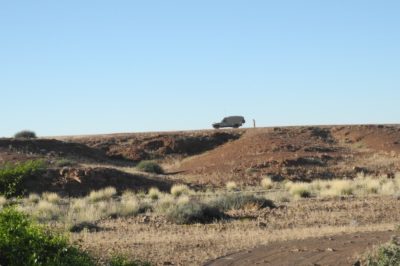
118, 194, 140, 217
287, 182, 312, 198
4, 125, 400, 265
166, 200, 225, 224
261, 176, 274, 189
42, 192, 61, 203
0, 196, 6, 208
154, 194, 175, 214
319, 180, 353, 197
170, 184, 191, 197
136, 161, 164, 174
0, 160, 46, 198
32, 200, 61, 222
226, 181, 238, 191
27, 193, 40, 203
14, 130, 37, 139
210, 193, 275, 211
88, 186, 117, 202
365, 240, 400, 266
109, 255, 151, 266
148, 187, 161, 200
284, 175, 400, 199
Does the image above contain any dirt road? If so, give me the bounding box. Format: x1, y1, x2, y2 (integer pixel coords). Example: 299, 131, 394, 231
206, 230, 395, 266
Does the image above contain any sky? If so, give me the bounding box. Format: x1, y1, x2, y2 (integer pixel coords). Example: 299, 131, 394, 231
1, 1, 399, 137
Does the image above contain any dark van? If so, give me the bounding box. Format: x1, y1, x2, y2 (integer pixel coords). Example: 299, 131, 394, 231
212, 116, 245, 129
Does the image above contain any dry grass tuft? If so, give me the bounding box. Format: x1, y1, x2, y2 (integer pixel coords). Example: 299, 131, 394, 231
27, 193, 40, 203
0, 196, 6, 207
88, 187, 117, 202
176, 195, 190, 205
148, 187, 161, 200
118, 196, 140, 217
328, 180, 353, 196
261, 177, 274, 189
288, 183, 312, 198
285, 175, 400, 198
171, 184, 191, 197
67, 201, 107, 225
33, 200, 61, 221
42, 192, 61, 203
226, 181, 238, 191
155, 194, 175, 214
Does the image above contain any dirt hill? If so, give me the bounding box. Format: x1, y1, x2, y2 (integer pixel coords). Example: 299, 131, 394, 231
173, 125, 400, 185
1, 125, 400, 191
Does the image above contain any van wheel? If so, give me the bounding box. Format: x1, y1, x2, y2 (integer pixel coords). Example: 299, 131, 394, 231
233, 125, 239, 128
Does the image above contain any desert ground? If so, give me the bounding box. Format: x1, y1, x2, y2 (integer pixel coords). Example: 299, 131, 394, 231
1, 124, 400, 265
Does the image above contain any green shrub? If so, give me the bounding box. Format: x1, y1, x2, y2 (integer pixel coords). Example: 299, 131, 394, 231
166, 200, 225, 224
14, 130, 37, 139
366, 242, 400, 266
109, 255, 151, 266
0, 160, 46, 198
0, 207, 94, 266
136, 161, 164, 174
210, 193, 275, 211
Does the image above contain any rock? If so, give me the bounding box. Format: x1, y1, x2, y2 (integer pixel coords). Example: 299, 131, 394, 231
257, 221, 267, 228
69, 222, 101, 233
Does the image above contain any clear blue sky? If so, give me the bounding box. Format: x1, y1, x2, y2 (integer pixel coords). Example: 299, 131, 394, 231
1, 1, 399, 137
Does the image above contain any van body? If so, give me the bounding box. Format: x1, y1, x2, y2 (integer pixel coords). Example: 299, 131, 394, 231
212, 116, 245, 129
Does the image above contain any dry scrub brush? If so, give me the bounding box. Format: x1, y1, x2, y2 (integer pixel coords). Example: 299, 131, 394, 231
285, 173, 400, 198
260, 176, 274, 189
226, 181, 238, 191
170, 184, 192, 197
88, 187, 117, 202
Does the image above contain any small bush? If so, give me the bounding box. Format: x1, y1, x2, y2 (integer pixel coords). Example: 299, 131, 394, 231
226, 181, 238, 191
366, 179, 381, 194
27, 193, 40, 203
381, 181, 396, 196
33, 200, 61, 222
70, 198, 88, 211
67, 201, 104, 225
210, 193, 275, 211
42, 192, 61, 203
328, 180, 353, 196
288, 183, 312, 198
88, 187, 117, 202
0, 207, 94, 266
0, 160, 46, 197
14, 130, 37, 139
170, 184, 191, 197
166, 200, 225, 224
148, 187, 161, 200
261, 177, 274, 189
365, 242, 400, 266
0, 196, 6, 207
109, 255, 151, 266
176, 195, 190, 205
118, 196, 140, 217
155, 194, 175, 214
136, 161, 164, 174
